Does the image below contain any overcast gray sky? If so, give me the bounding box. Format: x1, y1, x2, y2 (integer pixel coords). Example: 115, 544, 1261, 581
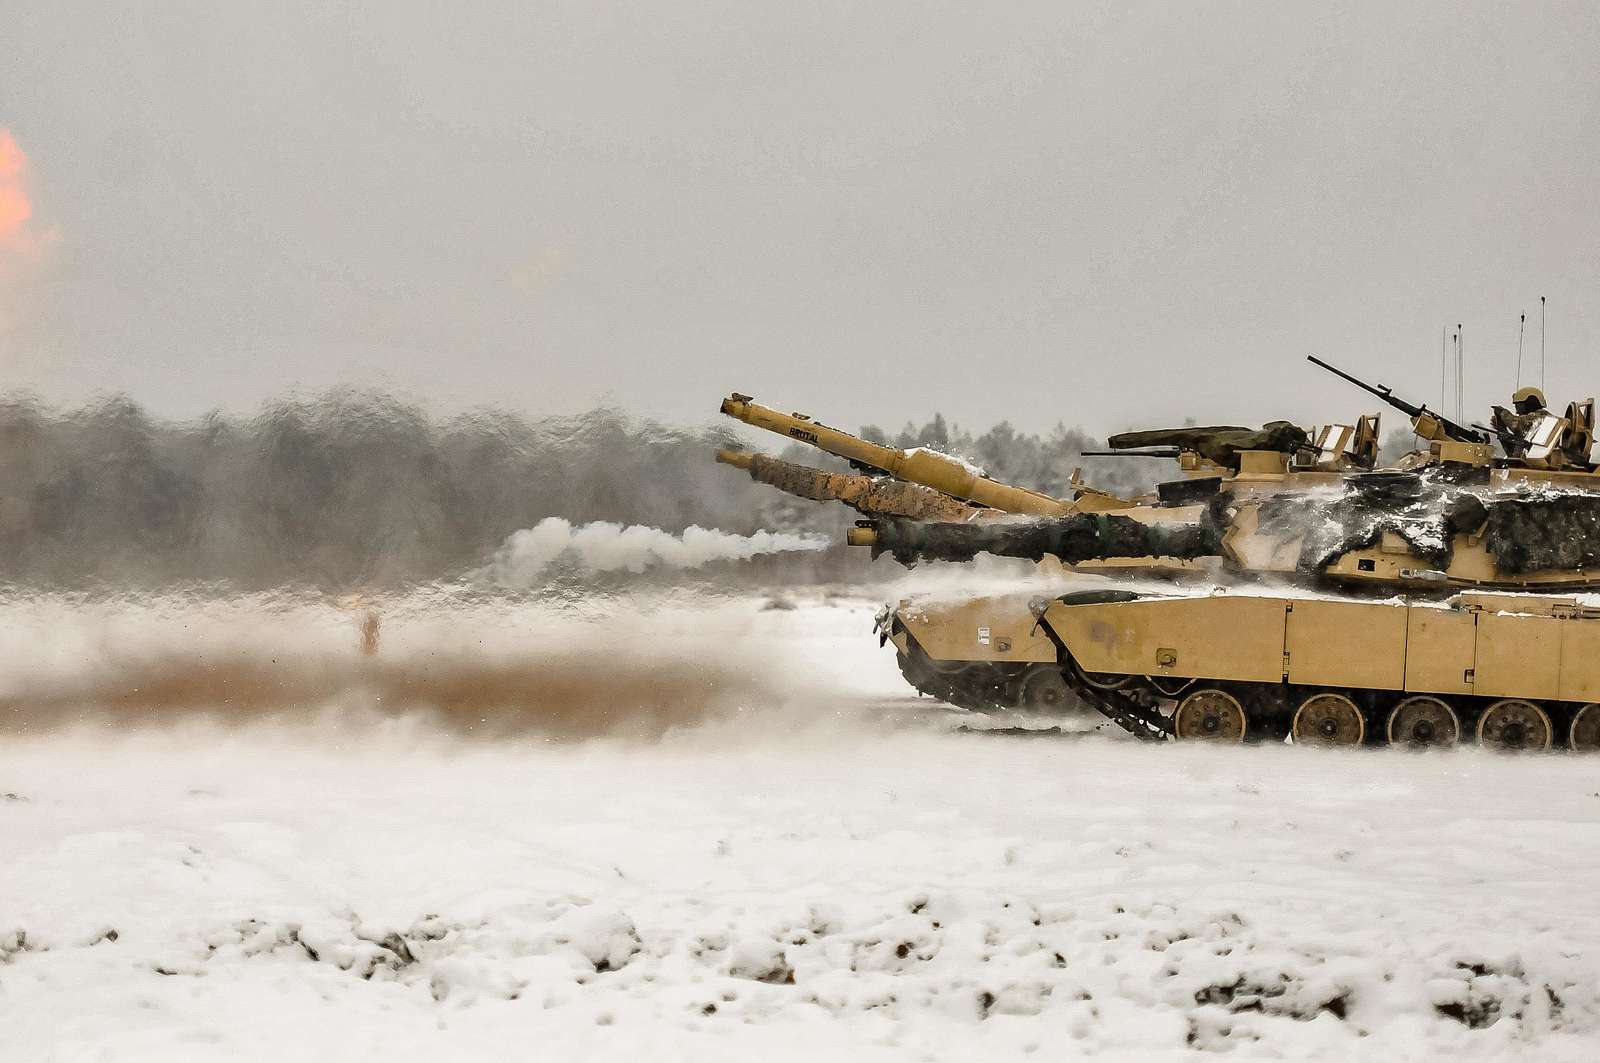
3, 1, 1598, 437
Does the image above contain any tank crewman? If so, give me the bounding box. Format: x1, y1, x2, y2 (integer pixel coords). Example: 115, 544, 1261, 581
1490, 386, 1550, 459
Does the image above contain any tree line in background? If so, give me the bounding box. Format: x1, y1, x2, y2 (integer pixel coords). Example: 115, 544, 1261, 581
0, 391, 1357, 589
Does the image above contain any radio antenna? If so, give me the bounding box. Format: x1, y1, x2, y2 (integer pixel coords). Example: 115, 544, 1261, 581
1516, 312, 1526, 388
1446, 323, 1459, 409
1540, 296, 1547, 391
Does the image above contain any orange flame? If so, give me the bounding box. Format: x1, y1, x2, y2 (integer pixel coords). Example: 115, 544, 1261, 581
0, 129, 32, 246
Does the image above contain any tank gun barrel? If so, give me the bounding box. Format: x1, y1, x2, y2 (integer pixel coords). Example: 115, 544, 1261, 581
1079, 448, 1183, 458
720, 393, 1071, 515
717, 448, 991, 521
850, 511, 1225, 567
1307, 355, 1486, 444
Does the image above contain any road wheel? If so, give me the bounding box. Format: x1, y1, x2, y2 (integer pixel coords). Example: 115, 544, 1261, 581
1386, 696, 1459, 749
1291, 692, 1365, 747
1017, 666, 1074, 714
1477, 699, 1552, 752
1570, 704, 1600, 751
1174, 688, 1246, 742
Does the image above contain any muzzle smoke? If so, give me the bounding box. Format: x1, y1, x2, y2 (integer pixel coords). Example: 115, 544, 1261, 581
480, 517, 830, 587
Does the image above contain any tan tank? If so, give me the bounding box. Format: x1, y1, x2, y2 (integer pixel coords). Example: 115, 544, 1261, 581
872, 359, 1600, 748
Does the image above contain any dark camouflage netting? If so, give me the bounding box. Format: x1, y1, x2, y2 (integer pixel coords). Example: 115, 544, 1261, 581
1485, 493, 1600, 573
1258, 482, 1600, 576
1254, 490, 1477, 573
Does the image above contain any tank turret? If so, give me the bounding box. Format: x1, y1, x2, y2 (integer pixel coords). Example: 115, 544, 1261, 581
847, 365, 1600, 589
853, 467, 1600, 593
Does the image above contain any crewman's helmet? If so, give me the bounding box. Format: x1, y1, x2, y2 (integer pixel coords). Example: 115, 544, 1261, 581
1513, 386, 1547, 414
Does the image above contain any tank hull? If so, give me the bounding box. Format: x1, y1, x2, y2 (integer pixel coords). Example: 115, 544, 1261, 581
1032, 589, 1600, 749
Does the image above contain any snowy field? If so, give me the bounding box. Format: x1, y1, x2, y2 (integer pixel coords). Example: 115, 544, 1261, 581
4, 586, 1600, 1061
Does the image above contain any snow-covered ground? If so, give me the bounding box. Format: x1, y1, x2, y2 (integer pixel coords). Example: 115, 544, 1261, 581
3, 587, 1600, 1061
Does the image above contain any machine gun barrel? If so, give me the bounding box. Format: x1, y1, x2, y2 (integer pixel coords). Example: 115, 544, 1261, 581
1306, 356, 1486, 444
720, 393, 1072, 515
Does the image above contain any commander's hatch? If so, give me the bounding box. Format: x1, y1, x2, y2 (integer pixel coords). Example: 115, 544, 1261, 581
1309, 424, 1355, 470
1292, 422, 1356, 470
1521, 412, 1571, 467
1299, 420, 1377, 471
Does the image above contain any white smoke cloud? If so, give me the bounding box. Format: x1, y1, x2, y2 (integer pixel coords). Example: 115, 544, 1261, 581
482, 517, 830, 587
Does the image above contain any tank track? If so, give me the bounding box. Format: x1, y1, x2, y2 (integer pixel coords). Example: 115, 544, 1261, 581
1063, 673, 1172, 742
893, 648, 1015, 711
1027, 618, 1173, 741
893, 645, 1092, 715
